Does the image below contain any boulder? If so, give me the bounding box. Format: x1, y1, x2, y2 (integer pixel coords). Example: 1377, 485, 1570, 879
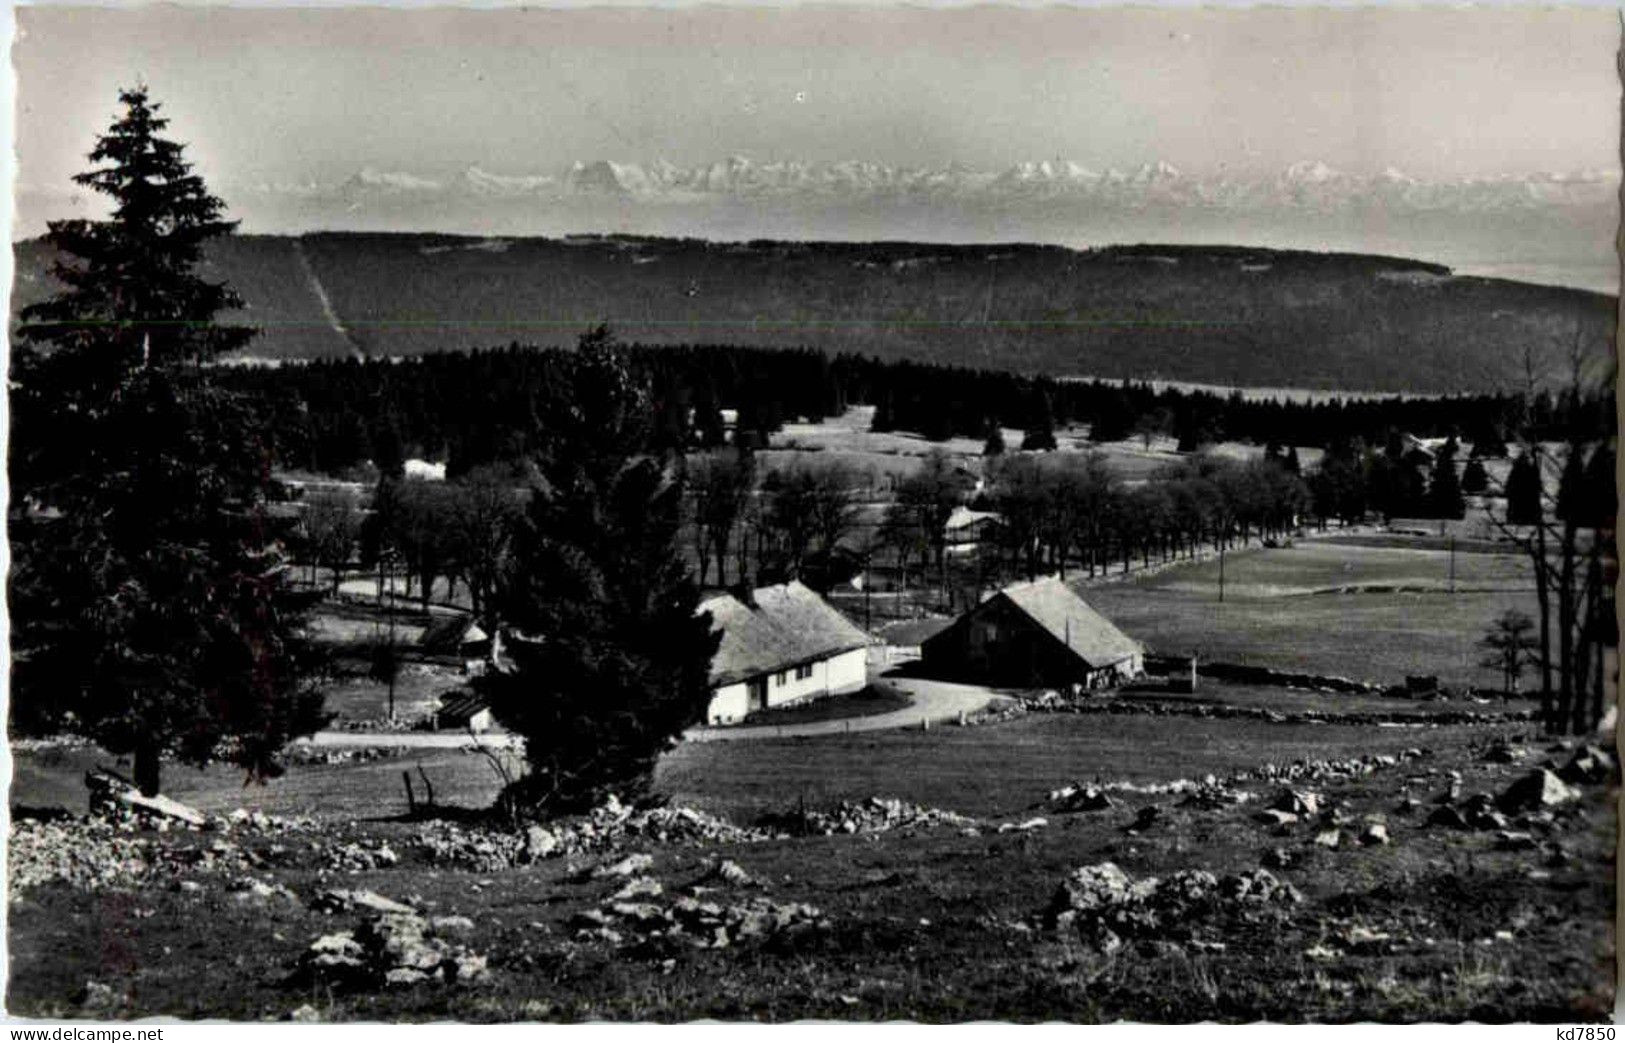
1496, 770, 1579, 813
608, 877, 665, 903
85, 769, 207, 828
589, 852, 655, 879
1495, 830, 1538, 851
311, 889, 414, 915
1254, 809, 1299, 828
702, 859, 756, 888
1049, 784, 1115, 812
1358, 822, 1390, 847
520, 825, 561, 862
1271, 789, 1321, 817
1048, 862, 1136, 921
1557, 745, 1617, 786
1426, 805, 1469, 830
1312, 829, 1341, 849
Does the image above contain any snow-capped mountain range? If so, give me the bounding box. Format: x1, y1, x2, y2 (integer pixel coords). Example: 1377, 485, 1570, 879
251, 156, 1620, 214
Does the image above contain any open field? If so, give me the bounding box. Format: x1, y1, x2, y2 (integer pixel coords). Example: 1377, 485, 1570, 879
764, 404, 1320, 487
1080, 539, 1540, 690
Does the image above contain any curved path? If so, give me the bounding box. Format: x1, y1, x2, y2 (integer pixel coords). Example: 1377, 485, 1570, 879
681, 675, 1007, 743
299, 675, 1008, 748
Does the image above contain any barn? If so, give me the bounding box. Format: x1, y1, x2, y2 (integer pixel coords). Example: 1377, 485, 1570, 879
700, 581, 870, 724
921, 576, 1143, 688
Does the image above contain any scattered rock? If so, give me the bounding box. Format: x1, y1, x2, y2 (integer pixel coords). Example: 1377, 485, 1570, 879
1497, 770, 1580, 813
1426, 806, 1469, 830
1254, 809, 1298, 828
322, 840, 400, 873
1335, 923, 1397, 955
288, 912, 488, 992
696, 859, 756, 889
1125, 806, 1163, 833
1180, 783, 1253, 809
1482, 738, 1526, 764
588, 853, 655, 880
1271, 789, 1321, 817
1263, 847, 1296, 870
311, 889, 414, 915
1358, 823, 1390, 847
229, 876, 296, 902
76, 980, 123, 1015
572, 886, 829, 957
608, 877, 665, 903
1047, 784, 1116, 812
418, 799, 775, 871
759, 796, 977, 836
85, 769, 207, 829
287, 1004, 322, 1023
1496, 830, 1538, 851
1557, 745, 1617, 786
1044, 862, 1300, 950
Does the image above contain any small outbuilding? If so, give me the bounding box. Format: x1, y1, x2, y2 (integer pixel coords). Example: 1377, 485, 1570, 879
921, 576, 1143, 688
700, 581, 870, 724
436, 689, 496, 732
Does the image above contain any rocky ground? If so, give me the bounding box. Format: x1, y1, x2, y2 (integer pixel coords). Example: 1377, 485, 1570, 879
7, 726, 1615, 1022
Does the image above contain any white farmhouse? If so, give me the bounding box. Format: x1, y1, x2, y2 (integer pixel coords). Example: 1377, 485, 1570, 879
699, 581, 870, 724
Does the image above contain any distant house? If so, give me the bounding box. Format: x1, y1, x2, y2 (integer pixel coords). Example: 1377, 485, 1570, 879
416, 614, 490, 669
419, 613, 491, 663
922, 577, 1143, 688
700, 581, 870, 724
944, 507, 1001, 553
403, 458, 447, 481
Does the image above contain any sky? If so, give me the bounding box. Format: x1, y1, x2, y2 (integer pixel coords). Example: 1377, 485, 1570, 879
12, 4, 1620, 190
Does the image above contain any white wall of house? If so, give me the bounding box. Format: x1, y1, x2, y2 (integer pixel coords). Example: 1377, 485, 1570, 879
705, 646, 869, 724
707, 681, 752, 724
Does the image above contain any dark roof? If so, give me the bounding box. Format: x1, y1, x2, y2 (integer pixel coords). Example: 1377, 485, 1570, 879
419, 614, 488, 651
436, 689, 490, 724
699, 581, 871, 688
984, 577, 1142, 668
876, 616, 955, 647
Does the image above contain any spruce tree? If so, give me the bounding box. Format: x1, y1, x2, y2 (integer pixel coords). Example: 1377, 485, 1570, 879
983, 419, 1006, 456
10, 86, 324, 794
1427, 450, 1466, 520
1022, 391, 1058, 451
1461, 454, 1489, 495
1504, 452, 1544, 525
478, 327, 721, 818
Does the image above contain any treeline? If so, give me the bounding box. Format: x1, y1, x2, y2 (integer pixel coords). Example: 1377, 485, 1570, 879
217, 342, 1553, 478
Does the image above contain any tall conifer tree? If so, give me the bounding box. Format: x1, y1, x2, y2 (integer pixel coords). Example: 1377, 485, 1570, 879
478, 327, 721, 817
10, 86, 324, 794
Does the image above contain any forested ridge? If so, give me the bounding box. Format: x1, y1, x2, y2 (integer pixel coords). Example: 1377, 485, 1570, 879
15, 232, 1616, 393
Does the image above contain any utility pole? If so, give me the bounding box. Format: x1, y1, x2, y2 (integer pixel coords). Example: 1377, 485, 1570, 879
1448, 534, 1456, 595
1218, 540, 1226, 604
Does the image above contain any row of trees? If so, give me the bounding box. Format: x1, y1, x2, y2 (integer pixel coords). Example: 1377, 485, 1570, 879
221, 344, 1538, 481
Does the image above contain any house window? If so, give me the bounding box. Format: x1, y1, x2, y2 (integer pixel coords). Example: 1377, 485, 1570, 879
775, 671, 788, 686
795, 663, 814, 680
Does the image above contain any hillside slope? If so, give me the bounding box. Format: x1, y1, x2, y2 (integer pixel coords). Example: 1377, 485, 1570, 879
12, 233, 1615, 392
